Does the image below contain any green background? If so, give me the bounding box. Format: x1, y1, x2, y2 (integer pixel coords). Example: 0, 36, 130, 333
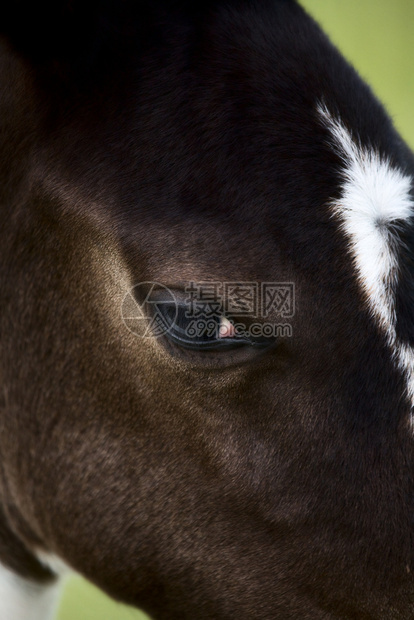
56, 1, 414, 618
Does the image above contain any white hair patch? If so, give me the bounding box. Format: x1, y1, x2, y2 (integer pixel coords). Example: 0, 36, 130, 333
318, 102, 414, 417
0, 562, 63, 620
35, 551, 72, 579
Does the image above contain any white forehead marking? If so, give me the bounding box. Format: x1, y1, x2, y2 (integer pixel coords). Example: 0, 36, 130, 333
317, 103, 414, 415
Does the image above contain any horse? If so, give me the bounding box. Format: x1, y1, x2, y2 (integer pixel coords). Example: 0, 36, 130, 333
1, 1, 413, 618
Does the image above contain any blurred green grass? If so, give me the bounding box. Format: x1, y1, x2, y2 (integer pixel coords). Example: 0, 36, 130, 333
301, 0, 414, 149
57, 576, 150, 620
56, 1, 414, 618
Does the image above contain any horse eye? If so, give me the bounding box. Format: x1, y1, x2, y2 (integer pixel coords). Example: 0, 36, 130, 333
156, 303, 247, 351
155, 303, 271, 352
